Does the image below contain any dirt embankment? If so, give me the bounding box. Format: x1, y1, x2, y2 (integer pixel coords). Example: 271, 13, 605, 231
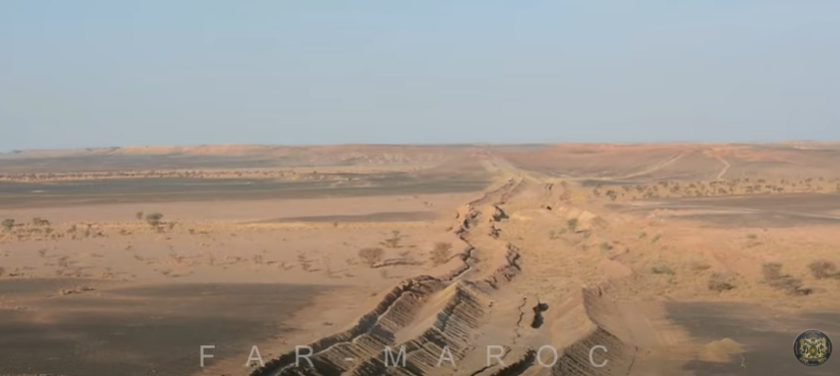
251, 175, 526, 376
252, 170, 641, 376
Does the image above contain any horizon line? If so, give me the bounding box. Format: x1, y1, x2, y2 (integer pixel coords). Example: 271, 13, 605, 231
3, 139, 839, 154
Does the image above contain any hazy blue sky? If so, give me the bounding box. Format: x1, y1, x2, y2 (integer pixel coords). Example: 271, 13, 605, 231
1, 1, 838, 150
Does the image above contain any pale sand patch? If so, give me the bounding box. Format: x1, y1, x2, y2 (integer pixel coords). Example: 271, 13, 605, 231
698, 338, 744, 363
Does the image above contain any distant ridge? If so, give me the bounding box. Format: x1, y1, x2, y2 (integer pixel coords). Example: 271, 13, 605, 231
4, 141, 840, 159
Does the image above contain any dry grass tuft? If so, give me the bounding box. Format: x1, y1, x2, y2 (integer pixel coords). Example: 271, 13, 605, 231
808, 259, 838, 280
708, 273, 736, 292
651, 264, 674, 275
762, 262, 805, 294
430, 242, 453, 266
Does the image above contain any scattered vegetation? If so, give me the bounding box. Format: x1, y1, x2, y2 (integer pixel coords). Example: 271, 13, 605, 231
57, 286, 95, 296
708, 273, 736, 292
651, 264, 674, 275
380, 230, 405, 249
650, 234, 661, 243
566, 218, 578, 232
689, 262, 711, 271
145, 212, 164, 227
588, 176, 840, 201
549, 228, 568, 240
599, 242, 612, 253
297, 251, 312, 272
135, 211, 144, 220
1, 219, 15, 231
638, 231, 647, 239
746, 233, 758, 240
761, 262, 804, 294
358, 247, 385, 267
808, 259, 838, 280
31, 217, 50, 227
430, 242, 453, 266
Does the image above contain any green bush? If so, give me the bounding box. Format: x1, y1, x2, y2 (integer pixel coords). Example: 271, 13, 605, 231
651, 264, 674, 275
1, 219, 14, 231
32, 217, 50, 227
145, 212, 164, 227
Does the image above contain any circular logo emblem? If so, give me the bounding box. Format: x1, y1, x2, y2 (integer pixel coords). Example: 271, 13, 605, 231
793, 329, 832, 366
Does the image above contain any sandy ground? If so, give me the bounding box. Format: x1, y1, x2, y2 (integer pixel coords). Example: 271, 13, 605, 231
1, 143, 839, 376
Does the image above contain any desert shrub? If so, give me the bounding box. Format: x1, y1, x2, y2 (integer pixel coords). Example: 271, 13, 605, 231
135, 211, 144, 220
1, 219, 14, 231
599, 242, 612, 252
762, 262, 803, 294
32, 217, 50, 227
746, 233, 757, 240
430, 242, 453, 266
761, 262, 783, 281
380, 230, 404, 249
358, 247, 384, 267
708, 273, 736, 292
638, 231, 647, 239
566, 218, 578, 231
690, 262, 711, 271
808, 260, 837, 279
549, 228, 567, 239
651, 264, 674, 275
145, 212, 164, 227
651, 234, 661, 243
297, 252, 312, 271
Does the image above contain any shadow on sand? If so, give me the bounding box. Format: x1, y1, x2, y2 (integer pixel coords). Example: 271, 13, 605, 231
667, 302, 840, 376
0, 280, 327, 376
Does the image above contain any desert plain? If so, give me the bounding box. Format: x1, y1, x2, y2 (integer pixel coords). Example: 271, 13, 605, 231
1, 143, 839, 376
